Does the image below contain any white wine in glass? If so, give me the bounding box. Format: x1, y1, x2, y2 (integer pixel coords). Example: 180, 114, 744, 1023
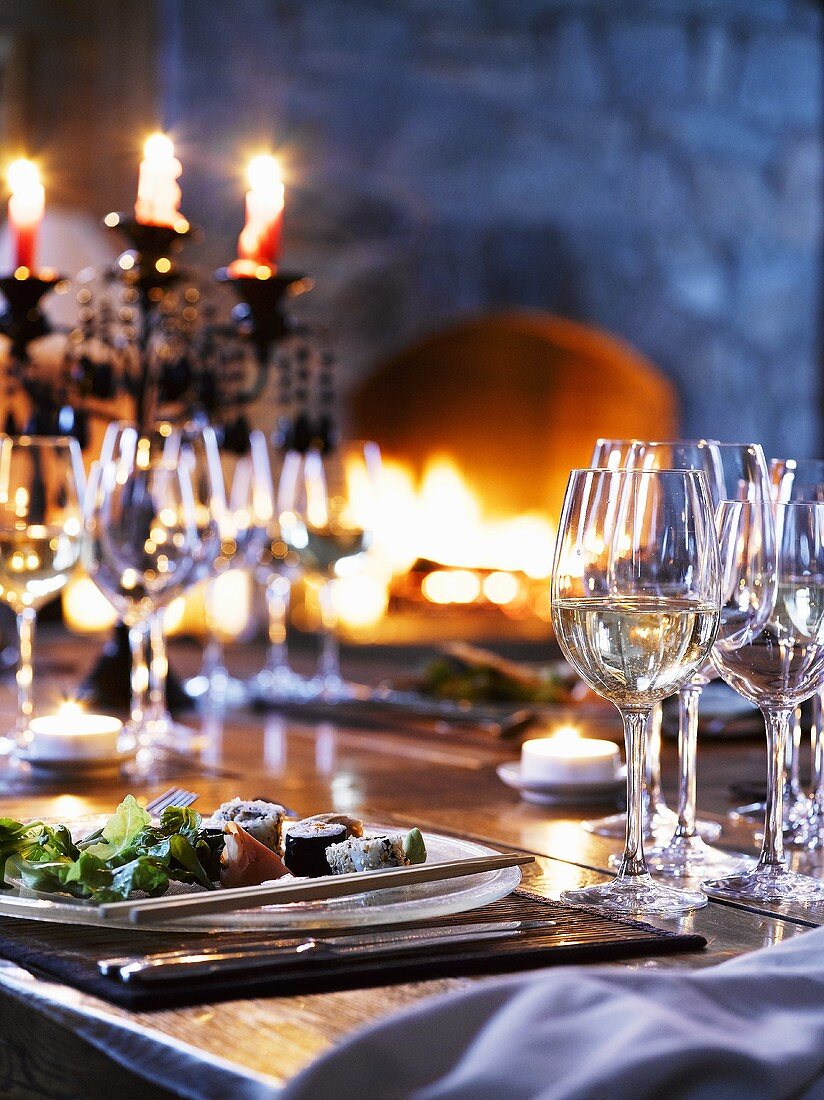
551, 467, 721, 916
0, 436, 84, 749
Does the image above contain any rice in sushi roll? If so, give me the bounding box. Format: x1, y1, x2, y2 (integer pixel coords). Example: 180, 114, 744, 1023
209, 798, 285, 852
325, 833, 408, 875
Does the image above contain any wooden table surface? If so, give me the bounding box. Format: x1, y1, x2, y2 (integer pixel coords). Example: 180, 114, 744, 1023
0, 634, 817, 1099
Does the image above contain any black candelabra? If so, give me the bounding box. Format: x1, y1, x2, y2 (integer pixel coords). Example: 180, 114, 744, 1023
0, 209, 339, 706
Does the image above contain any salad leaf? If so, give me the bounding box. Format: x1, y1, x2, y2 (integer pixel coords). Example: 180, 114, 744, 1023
83, 795, 152, 862
94, 856, 170, 904
158, 806, 202, 843
167, 833, 213, 889
2, 798, 217, 903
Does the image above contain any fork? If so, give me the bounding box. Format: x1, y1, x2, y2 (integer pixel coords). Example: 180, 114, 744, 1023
144, 786, 199, 816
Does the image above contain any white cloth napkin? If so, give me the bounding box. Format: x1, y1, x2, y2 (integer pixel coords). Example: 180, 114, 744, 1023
279, 923, 824, 1100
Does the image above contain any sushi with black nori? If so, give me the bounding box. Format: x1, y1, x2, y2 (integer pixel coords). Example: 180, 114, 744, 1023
284, 820, 348, 877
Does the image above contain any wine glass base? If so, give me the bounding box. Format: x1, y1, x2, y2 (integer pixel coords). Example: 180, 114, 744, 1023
184, 672, 250, 710
0, 733, 19, 758
561, 874, 707, 916
583, 812, 722, 843
253, 667, 310, 706
301, 675, 362, 704
643, 833, 753, 879
703, 864, 824, 904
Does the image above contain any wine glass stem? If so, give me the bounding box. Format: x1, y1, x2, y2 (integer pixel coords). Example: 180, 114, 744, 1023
265, 573, 291, 675
616, 708, 651, 880
148, 608, 169, 723
15, 607, 36, 732
674, 683, 703, 839
760, 707, 791, 868
317, 581, 340, 684
813, 690, 824, 809
202, 580, 227, 683
645, 701, 665, 812
128, 620, 150, 728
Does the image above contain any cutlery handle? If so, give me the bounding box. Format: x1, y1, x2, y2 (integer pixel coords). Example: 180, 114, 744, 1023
111, 926, 524, 983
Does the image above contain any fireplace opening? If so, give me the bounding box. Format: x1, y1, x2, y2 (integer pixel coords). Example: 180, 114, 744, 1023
338, 310, 678, 640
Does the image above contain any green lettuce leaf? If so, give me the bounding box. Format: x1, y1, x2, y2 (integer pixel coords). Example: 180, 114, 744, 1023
83, 796, 152, 863
93, 856, 169, 904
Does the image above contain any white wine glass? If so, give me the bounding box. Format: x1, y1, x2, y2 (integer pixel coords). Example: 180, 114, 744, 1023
707, 500, 824, 903
552, 468, 721, 915
582, 437, 678, 841
0, 436, 84, 750
631, 441, 768, 880
278, 441, 381, 701
770, 457, 824, 849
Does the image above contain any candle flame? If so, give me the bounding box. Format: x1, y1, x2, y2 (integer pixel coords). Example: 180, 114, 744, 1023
247, 154, 282, 196
144, 132, 175, 162
7, 158, 41, 195
547, 725, 584, 753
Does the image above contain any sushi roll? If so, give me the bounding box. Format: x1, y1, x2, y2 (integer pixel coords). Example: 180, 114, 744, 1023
325, 833, 408, 875
284, 820, 348, 877
209, 798, 285, 852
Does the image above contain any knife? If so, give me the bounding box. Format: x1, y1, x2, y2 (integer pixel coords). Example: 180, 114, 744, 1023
100, 918, 556, 983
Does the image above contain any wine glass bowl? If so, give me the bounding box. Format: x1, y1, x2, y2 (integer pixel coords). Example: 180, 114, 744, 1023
552, 467, 721, 916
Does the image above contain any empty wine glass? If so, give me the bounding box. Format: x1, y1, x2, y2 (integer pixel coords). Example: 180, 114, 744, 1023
706, 500, 824, 903
0, 436, 84, 752
632, 441, 769, 880
253, 439, 305, 705
552, 468, 721, 915
186, 430, 275, 707
278, 441, 381, 701
86, 443, 202, 757
140, 423, 226, 744
92, 422, 226, 745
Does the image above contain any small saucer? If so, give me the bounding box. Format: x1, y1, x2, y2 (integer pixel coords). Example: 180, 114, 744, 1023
16, 744, 137, 774
497, 761, 627, 806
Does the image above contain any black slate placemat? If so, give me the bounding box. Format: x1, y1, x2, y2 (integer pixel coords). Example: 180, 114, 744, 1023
0, 889, 706, 1010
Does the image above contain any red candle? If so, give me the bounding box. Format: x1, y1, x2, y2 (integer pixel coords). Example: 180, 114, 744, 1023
7, 159, 44, 273
135, 133, 182, 227
236, 155, 284, 268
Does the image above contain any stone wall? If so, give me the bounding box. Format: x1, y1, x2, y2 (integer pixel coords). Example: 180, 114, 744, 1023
160, 0, 824, 457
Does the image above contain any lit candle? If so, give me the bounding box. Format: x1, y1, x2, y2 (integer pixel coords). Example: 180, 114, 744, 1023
26, 703, 122, 762
236, 154, 284, 269
521, 727, 620, 785
7, 159, 45, 273
135, 133, 182, 227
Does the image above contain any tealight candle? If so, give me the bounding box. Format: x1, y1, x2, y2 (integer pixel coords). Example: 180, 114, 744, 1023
26, 707, 123, 762
521, 727, 619, 785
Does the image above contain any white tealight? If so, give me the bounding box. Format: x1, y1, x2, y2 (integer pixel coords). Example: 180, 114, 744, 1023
521, 729, 619, 786
26, 713, 123, 761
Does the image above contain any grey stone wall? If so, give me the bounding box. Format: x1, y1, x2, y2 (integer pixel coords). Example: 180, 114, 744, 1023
161, 0, 824, 458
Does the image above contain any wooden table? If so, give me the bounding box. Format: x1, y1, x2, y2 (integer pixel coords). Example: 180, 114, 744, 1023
0, 636, 814, 1099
